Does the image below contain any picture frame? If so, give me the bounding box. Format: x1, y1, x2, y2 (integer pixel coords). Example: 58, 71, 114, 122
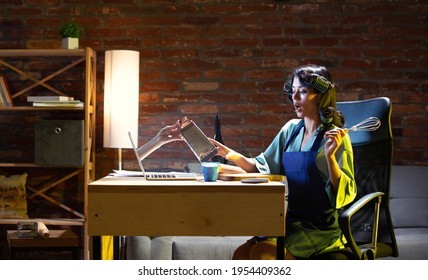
0, 75, 13, 107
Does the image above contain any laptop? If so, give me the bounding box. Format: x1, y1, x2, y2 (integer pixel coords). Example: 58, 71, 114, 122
127, 131, 198, 180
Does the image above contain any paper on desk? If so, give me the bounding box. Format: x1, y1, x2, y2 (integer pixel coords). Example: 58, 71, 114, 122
111, 170, 145, 177
111, 170, 198, 177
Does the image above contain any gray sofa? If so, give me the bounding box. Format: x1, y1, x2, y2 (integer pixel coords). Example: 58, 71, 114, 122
127, 236, 250, 260
388, 165, 428, 260
127, 165, 428, 260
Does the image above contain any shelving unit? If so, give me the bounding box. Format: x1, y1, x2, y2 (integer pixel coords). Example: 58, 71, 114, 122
0, 48, 96, 259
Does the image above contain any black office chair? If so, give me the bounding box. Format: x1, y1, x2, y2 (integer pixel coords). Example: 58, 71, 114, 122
314, 97, 399, 260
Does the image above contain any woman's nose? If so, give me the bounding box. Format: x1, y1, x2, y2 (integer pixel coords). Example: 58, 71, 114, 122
292, 90, 300, 100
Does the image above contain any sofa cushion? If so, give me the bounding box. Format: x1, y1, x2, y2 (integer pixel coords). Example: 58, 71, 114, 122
390, 166, 428, 228
390, 166, 428, 199
127, 236, 151, 260
390, 198, 428, 228
393, 228, 428, 260
127, 236, 250, 260
127, 236, 177, 260
151, 236, 177, 259
172, 236, 250, 260
0, 173, 28, 219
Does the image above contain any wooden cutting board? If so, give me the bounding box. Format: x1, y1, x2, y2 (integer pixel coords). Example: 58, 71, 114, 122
218, 173, 285, 182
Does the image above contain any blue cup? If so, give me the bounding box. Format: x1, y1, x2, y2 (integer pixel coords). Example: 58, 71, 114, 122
201, 162, 220, 182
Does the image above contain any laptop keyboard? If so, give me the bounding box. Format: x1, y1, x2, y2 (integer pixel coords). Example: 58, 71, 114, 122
147, 174, 177, 179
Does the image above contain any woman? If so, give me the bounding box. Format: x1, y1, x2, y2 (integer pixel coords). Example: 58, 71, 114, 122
210, 64, 357, 259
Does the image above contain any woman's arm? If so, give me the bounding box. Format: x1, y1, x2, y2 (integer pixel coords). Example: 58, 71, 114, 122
210, 138, 258, 173
136, 118, 187, 161
323, 128, 348, 193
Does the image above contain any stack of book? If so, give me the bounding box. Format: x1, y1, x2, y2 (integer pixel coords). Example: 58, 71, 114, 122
27, 96, 84, 108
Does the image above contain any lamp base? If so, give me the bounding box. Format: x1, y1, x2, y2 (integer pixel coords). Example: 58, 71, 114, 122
118, 148, 122, 171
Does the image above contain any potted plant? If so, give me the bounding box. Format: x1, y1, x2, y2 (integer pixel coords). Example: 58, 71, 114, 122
60, 22, 84, 49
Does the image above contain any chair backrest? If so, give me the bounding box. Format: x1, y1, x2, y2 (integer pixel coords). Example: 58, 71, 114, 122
337, 97, 399, 257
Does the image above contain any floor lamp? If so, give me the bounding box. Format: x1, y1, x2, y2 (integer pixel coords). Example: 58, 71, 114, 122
103, 50, 139, 260
103, 50, 139, 171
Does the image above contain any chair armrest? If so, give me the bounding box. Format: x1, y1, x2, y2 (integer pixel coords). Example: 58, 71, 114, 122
339, 191, 384, 259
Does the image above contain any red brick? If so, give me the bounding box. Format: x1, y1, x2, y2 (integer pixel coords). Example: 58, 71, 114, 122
202, 93, 241, 103
185, 16, 219, 25
164, 5, 199, 14
142, 16, 181, 25
162, 49, 198, 58
180, 104, 218, 115
141, 71, 161, 81
221, 15, 260, 25
144, 38, 181, 47
223, 38, 259, 47
202, 5, 240, 14
163, 94, 200, 103
141, 104, 179, 114
142, 82, 179, 92
263, 37, 300, 47
182, 39, 220, 47
241, 4, 277, 13
166, 71, 202, 80
204, 70, 243, 80
183, 82, 219, 91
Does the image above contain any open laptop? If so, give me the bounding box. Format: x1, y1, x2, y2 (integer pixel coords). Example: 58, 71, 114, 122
126, 131, 198, 180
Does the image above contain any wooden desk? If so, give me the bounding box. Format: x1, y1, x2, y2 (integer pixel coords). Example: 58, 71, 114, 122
88, 176, 287, 259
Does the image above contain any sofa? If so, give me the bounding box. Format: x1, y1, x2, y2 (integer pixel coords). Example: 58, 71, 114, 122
126, 165, 428, 260
387, 165, 428, 260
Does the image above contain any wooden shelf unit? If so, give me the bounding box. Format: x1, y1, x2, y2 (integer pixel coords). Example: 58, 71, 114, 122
0, 48, 96, 259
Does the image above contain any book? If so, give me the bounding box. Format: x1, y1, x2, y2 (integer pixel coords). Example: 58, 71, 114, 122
32, 100, 84, 108
27, 96, 74, 102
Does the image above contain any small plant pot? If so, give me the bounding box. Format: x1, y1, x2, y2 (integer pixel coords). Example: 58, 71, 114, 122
61, 38, 79, 49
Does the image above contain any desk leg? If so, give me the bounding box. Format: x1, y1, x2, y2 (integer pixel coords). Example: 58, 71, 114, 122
92, 236, 101, 260
276, 236, 285, 260
113, 236, 120, 260
91, 236, 120, 260
119, 236, 127, 260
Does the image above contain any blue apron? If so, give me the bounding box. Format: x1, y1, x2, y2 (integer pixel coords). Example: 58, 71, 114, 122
282, 120, 341, 258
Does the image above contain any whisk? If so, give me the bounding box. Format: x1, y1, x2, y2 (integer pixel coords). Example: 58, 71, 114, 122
346, 117, 381, 132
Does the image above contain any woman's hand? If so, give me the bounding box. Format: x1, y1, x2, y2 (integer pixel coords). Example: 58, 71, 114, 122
210, 138, 234, 159
324, 128, 348, 158
156, 117, 188, 144
324, 128, 348, 192
209, 138, 258, 172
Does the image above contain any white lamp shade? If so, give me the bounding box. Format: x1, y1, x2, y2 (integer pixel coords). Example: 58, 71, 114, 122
104, 50, 139, 148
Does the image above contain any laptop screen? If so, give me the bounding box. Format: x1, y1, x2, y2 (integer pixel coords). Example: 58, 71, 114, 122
127, 131, 198, 180
179, 120, 217, 162
128, 131, 147, 175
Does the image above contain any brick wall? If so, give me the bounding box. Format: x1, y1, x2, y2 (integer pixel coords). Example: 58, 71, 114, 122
1, 0, 427, 178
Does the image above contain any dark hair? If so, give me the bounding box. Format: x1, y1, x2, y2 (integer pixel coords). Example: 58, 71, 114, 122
285, 64, 344, 128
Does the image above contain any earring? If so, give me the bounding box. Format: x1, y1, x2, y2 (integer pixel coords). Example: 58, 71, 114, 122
320, 107, 334, 124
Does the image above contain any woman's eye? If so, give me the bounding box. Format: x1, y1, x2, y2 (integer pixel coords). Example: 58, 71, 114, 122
292, 86, 310, 95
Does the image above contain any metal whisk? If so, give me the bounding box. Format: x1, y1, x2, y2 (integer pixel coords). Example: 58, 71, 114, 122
346, 117, 381, 132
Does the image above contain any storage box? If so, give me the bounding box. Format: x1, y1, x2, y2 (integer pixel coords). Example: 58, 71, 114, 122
35, 120, 84, 166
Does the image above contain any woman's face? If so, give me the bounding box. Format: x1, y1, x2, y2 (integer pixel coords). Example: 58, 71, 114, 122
291, 76, 320, 120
